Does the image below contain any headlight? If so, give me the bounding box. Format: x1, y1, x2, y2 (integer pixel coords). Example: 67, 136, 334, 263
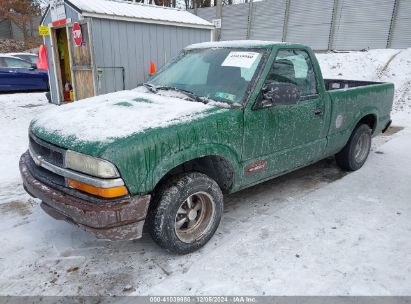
65, 150, 120, 178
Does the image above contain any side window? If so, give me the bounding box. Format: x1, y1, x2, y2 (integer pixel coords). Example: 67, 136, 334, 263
266, 49, 317, 97
0, 58, 7, 68
4, 58, 32, 69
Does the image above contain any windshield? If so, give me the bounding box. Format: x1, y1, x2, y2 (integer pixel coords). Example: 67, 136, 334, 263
148, 48, 265, 104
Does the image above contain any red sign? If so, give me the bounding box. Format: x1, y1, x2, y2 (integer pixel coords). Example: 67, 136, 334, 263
72, 22, 82, 47
52, 19, 66, 27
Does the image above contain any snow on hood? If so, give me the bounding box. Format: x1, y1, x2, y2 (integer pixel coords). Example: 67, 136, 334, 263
31, 88, 222, 144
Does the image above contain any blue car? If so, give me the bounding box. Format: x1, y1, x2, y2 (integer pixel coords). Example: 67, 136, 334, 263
0, 55, 49, 92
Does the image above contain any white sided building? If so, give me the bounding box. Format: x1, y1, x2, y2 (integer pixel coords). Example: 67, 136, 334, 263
41, 0, 214, 104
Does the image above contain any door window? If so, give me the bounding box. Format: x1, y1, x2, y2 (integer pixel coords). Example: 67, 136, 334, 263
266, 49, 317, 97
4, 57, 32, 69
0, 58, 7, 67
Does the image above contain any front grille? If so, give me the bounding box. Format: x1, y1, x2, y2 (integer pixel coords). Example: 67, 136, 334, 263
29, 133, 65, 167
28, 132, 67, 188
26, 155, 65, 187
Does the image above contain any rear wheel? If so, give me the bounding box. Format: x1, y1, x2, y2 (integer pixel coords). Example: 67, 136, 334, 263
335, 124, 371, 171
147, 172, 223, 254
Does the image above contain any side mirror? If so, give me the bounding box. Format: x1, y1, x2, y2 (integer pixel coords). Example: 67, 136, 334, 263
29, 63, 37, 70
257, 82, 300, 109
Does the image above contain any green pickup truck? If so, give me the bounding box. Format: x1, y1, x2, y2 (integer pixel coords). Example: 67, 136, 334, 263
20, 41, 393, 254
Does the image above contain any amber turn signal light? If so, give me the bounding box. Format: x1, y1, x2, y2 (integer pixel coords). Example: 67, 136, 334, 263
67, 179, 128, 199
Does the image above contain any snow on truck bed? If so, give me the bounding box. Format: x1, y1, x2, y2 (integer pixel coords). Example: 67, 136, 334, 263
31, 88, 220, 143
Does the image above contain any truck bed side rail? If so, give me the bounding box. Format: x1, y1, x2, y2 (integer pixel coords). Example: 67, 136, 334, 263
324, 79, 385, 91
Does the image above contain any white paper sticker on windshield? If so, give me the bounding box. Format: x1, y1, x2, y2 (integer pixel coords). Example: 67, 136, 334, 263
221, 52, 259, 69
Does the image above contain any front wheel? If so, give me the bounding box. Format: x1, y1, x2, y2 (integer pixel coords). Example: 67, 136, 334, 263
147, 172, 223, 254
335, 124, 372, 171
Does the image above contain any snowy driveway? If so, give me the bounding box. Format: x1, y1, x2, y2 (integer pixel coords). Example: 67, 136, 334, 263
1, 49, 411, 296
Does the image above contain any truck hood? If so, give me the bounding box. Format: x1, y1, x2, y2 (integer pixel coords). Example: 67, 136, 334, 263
31, 88, 227, 156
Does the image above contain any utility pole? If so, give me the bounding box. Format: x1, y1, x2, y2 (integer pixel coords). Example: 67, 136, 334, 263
328, 0, 339, 50
282, 0, 291, 42
387, 0, 400, 48
215, 0, 222, 41
246, 0, 253, 40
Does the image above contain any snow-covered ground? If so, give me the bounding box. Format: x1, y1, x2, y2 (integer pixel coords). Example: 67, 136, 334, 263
0, 93, 53, 204
0, 49, 410, 296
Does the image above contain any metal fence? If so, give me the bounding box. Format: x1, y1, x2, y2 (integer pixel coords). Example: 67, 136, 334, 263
192, 0, 411, 50
0, 17, 42, 40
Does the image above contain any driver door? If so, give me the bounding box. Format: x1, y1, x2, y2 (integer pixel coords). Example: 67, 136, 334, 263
241, 48, 327, 186
1, 57, 40, 90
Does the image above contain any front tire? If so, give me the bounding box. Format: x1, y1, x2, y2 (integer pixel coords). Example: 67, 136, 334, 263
335, 124, 372, 171
148, 172, 223, 254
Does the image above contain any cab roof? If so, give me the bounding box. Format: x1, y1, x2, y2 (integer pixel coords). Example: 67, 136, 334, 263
185, 40, 293, 50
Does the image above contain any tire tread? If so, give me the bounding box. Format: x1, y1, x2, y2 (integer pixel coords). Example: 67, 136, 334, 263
147, 172, 223, 254
335, 124, 371, 171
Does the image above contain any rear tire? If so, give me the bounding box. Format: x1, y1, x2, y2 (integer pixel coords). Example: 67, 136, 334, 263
335, 124, 371, 171
147, 172, 223, 254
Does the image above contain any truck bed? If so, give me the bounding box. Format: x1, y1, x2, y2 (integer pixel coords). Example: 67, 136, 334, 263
323, 78, 394, 157
324, 79, 384, 91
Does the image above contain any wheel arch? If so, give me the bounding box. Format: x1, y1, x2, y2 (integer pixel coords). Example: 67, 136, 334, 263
353, 111, 378, 135
150, 144, 241, 195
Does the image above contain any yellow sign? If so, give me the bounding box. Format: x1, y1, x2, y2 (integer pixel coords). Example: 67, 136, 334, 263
38, 26, 50, 36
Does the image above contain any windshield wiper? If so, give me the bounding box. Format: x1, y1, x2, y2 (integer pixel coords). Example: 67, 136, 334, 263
156, 86, 205, 103
143, 82, 157, 93
143, 84, 236, 108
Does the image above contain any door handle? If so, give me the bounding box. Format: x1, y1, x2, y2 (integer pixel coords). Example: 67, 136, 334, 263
314, 108, 324, 116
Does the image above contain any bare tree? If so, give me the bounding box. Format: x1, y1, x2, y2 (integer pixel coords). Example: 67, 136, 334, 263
0, 0, 41, 47
33, 0, 49, 14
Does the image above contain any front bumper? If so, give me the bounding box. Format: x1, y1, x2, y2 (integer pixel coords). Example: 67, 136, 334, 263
20, 152, 151, 241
